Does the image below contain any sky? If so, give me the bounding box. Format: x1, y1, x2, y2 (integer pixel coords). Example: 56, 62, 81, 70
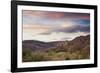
22, 10, 90, 42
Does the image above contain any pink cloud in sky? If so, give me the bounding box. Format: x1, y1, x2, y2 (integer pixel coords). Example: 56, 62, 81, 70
22, 10, 90, 20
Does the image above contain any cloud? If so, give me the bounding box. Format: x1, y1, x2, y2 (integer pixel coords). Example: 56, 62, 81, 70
22, 10, 90, 21
23, 21, 90, 37
23, 24, 52, 30
39, 32, 52, 35
23, 10, 90, 41
64, 13, 90, 20
22, 10, 66, 19
54, 25, 90, 33
23, 24, 53, 35
39, 24, 90, 35
61, 37, 72, 40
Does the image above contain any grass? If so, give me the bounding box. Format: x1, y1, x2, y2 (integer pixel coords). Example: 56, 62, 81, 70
22, 48, 90, 62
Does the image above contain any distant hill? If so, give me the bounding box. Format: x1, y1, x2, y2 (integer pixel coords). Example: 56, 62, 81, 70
22, 40, 55, 51
22, 35, 90, 62
66, 35, 90, 52
22, 35, 90, 52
